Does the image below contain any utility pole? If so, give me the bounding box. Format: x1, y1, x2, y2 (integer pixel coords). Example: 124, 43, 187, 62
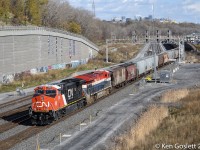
92, 0, 96, 17
178, 37, 185, 63
182, 38, 185, 61
151, 3, 157, 83
178, 37, 181, 63
106, 39, 109, 63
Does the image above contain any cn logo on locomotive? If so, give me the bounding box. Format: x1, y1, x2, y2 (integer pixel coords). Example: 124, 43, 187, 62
68, 89, 73, 100
36, 102, 50, 108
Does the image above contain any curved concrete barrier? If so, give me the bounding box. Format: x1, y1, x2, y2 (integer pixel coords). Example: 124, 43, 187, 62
0, 26, 99, 83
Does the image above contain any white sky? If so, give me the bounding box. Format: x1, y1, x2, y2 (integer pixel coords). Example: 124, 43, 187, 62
66, 0, 200, 23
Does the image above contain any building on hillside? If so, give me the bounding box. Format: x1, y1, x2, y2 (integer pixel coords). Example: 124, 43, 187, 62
186, 33, 200, 44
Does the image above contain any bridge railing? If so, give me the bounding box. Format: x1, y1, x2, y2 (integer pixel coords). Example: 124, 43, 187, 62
0, 25, 98, 50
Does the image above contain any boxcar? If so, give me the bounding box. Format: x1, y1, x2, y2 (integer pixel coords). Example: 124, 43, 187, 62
120, 62, 137, 81
106, 66, 126, 87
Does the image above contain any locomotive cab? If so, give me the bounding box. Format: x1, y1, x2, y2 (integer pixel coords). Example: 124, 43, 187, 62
29, 85, 64, 125
29, 78, 86, 125
31, 85, 62, 111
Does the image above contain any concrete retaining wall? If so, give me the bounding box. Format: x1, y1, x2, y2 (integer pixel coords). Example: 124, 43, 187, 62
0, 26, 99, 83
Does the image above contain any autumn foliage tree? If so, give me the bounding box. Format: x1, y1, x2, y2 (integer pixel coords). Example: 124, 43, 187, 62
26, 0, 41, 25
1, 0, 48, 25
0, 0, 200, 43
0, 0, 11, 24
11, 0, 25, 24
68, 21, 82, 34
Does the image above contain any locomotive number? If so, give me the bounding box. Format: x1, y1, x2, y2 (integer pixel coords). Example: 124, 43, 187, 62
68, 89, 73, 100
36, 102, 50, 108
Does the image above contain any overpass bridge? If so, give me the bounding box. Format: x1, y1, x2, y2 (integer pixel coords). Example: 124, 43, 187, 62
0, 26, 99, 83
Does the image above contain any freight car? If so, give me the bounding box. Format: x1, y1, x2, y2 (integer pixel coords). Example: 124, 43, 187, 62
158, 52, 169, 66
105, 66, 126, 88
144, 56, 158, 73
167, 50, 175, 60
127, 55, 158, 77
119, 62, 137, 82
29, 49, 179, 125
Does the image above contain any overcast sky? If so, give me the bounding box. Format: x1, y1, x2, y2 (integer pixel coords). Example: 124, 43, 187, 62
66, 0, 200, 23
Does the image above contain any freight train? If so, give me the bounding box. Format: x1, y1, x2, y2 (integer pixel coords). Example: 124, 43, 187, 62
29, 50, 179, 125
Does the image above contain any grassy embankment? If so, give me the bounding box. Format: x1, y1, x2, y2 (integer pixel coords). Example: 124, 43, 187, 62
0, 44, 142, 93
0, 60, 109, 93
97, 43, 142, 63
113, 88, 200, 150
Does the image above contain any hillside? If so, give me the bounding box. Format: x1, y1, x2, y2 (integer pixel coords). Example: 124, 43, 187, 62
0, 0, 200, 43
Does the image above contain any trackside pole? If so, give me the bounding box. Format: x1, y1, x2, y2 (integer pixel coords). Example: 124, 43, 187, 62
90, 115, 92, 124
36, 134, 40, 150
60, 133, 62, 144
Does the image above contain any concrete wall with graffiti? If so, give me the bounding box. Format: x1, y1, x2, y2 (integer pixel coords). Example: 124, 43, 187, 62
0, 26, 99, 83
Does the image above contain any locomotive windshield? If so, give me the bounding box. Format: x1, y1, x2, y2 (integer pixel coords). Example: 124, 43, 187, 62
35, 90, 44, 95
34, 89, 56, 96
46, 90, 56, 96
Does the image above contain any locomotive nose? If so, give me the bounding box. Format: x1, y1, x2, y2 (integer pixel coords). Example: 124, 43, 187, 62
34, 95, 44, 101
33, 95, 50, 111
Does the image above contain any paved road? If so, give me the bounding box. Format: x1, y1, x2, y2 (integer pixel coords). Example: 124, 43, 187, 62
53, 63, 200, 150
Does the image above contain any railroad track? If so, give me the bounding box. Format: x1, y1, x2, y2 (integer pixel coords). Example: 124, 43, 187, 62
0, 78, 135, 149
0, 113, 30, 133
0, 63, 173, 150
0, 69, 151, 150
0, 104, 30, 118
0, 103, 91, 150
0, 95, 32, 110
2, 85, 135, 150
0, 104, 31, 133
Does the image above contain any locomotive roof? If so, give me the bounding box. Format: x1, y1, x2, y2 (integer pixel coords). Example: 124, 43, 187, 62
34, 84, 61, 90
75, 70, 109, 83
60, 78, 85, 84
